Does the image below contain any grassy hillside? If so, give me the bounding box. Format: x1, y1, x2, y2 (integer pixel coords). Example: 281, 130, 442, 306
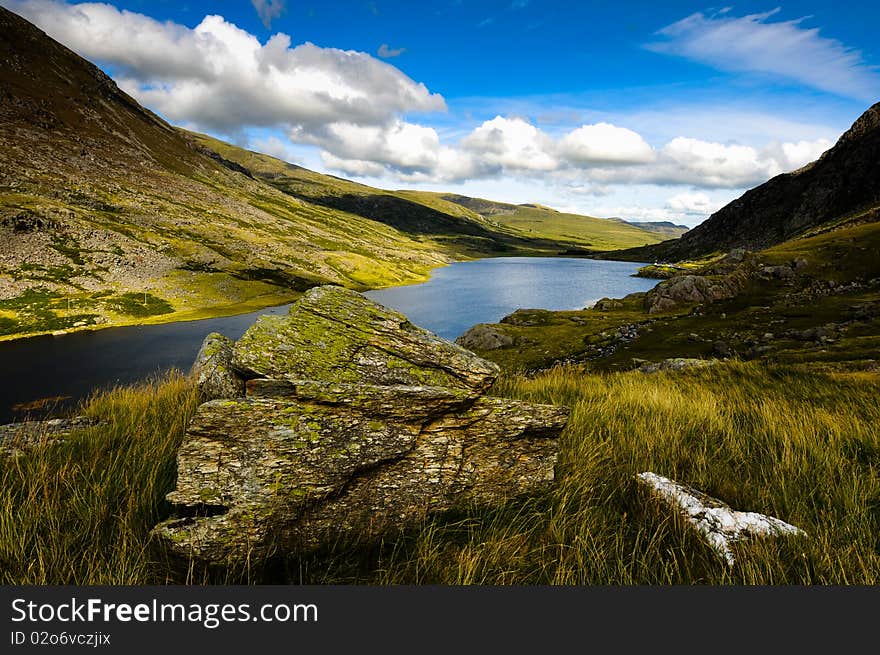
0, 7, 663, 341
430, 193, 667, 251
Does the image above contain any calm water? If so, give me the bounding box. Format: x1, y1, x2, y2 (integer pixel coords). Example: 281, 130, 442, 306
367, 257, 655, 340
0, 257, 655, 423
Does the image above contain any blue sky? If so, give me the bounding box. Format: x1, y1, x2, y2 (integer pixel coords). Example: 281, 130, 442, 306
5, 0, 879, 225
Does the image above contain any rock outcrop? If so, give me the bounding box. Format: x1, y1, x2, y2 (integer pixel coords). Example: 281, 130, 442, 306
192, 333, 245, 400
644, 273, 746, 314
637, 472, 805, 566
455, 324, 514, 351
154, 286, 568, 565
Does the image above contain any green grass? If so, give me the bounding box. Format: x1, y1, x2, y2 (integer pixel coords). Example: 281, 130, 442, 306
0, 372, 200, 584
104, 292, 174, 317
2, 362, 877, 584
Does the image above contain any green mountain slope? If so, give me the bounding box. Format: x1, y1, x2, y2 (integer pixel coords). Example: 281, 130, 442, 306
0, 6, 660, 340
426, 193, 667, 251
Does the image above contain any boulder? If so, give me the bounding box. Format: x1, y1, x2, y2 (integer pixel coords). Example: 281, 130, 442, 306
644, 274, 744, 314
155, 286, 568, 565
456, 324, 514, 351
233, 286, 498, 395
637, 472, 805, 566
192, 333, 245, 401
592, 297, 624, 311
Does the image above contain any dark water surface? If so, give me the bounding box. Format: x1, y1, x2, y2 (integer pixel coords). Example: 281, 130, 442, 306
0, 257, 655, 423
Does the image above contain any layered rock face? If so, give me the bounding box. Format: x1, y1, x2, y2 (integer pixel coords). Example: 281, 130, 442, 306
154, 286, 568, 565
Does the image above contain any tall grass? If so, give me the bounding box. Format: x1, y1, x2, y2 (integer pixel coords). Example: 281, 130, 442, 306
0, 372, 200, 584
1, 362, 878, 584
294, 362, 880, 584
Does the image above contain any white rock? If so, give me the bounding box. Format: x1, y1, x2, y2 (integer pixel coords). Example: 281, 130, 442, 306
636, 472, 805, 566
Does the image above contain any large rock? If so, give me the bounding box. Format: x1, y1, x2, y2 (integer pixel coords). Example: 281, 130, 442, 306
644, 273, 745, 314
0, 416, 96, 458
154, 380, 566, 562
233, 286, 498, 395
156, 286, 568, 565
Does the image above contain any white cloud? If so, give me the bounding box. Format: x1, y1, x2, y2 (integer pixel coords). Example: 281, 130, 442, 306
249, 136, 299, 163
308, 120, 481, 182
2, 0, 848, 222
659, 137, 775, 187
559, 123, 655, 165
648, 9, 880, 101
665, 192, 722, 216
461, 116, 557, 171
5, 0, 446, 133
377, 44, 406, 58
251, 0, 285, 29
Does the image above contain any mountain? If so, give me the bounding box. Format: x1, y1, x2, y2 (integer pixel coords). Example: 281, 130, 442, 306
436, 195, 668, 251
608, 219, 689, 239
0, 6, 661, 339
607, 102, 880, 262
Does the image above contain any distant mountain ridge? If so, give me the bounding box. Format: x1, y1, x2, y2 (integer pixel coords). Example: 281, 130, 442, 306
608, 219, 689, 239
607, 101, 880, 262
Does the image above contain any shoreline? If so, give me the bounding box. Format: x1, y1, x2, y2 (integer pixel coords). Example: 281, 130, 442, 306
0, 251, 652, 343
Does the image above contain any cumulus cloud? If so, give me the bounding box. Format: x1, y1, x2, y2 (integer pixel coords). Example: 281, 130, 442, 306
559, 123, 655, 165
462, 116, 557, 172
3, 0, 842, 206
318, 113, 833, 189
251, 0, 285, 29
648, 9, 880, 101
377, 44, 406, 58
249, 135, 299, 163
5, 0, 446, 133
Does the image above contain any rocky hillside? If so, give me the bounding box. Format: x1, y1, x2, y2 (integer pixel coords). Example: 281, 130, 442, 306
0, 6, 664, 339
607, 102, 880, 262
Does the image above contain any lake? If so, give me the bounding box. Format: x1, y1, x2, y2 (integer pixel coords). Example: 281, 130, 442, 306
0, 257, 656, 423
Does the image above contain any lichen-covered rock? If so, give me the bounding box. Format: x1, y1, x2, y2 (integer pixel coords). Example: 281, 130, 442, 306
636, 472, 805, 566
192, 332, 245, 400
153, 381, 567, 563
455, 324, 514, 351
232, 286, 499, 395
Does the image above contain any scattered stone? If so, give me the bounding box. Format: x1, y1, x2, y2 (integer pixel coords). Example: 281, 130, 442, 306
456, 324, 514, 351
638, 358, 718, 374
712, 340, 732, 358
192, 333, 245, 401
759, 265, 796, 281
0, 416, 96, 458
636, 472, 806, 566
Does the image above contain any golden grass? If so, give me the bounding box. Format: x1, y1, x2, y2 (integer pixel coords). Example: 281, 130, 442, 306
1, 361, 877, 584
